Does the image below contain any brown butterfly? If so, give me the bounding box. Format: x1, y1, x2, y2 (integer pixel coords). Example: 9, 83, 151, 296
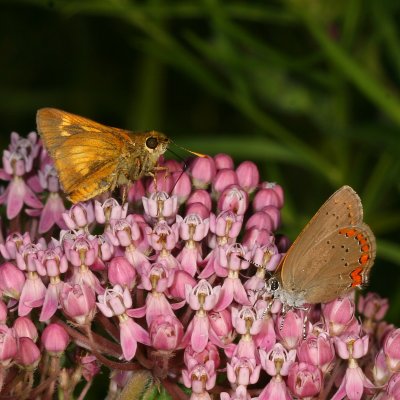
36, 108, 170, 203
266, 186, 376, 307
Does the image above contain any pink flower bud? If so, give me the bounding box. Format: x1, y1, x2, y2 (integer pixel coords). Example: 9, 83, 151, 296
260, 182, 284, 207
146, 171, 174, 194
127, 179, 145, 204
108, 256, 136, 290
185, 202, 210, 220
323, 296, 355, 336
171, 171, 192, 205
242, 227, 274, 248
15, 337, 41, 369
277, 310, 303, 350
13, 316, 38, 342
254, 312, 276, 352
373, 349, 391, 386
261, 205, 281, 230
149, 315, 183, 351
209, 309, 233, 342
212, 169, 238, 195
214, 153, 234, 170
245, 211, 274, 231
0, 300, 7, 324
190, 156, 216, 189
0, 262, 25, 299
41, 323, 70, 355
236, 161, 259, 193
169, 270, 196, 299
253, 188, 281, 211
187, 189, 212, 211
60, 283, 96, 324
0, 325, 17, 366
163, 159, 182, 172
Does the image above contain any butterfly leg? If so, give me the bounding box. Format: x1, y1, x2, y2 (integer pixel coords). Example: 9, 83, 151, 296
121, 185, 128, 204
279, 304, 288, 330
302, 306, 311, 339
261, 298, 274, 319
121, 181, 132, 204
151, 166, 169, 192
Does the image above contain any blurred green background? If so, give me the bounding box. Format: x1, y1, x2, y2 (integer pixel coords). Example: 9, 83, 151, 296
1, 1, 400, 317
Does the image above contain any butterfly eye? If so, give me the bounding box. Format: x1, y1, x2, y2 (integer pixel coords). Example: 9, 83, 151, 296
267, 277, 280, 292
146, 137, 159, 150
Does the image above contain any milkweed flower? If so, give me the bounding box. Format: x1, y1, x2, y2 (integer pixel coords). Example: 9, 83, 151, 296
0, 130, 395, 399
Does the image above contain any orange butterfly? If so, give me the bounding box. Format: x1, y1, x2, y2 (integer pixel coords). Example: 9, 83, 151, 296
36, 108, 170, 203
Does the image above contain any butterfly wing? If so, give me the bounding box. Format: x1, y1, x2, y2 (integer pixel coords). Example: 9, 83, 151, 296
36, 108, 138, 202
280, 186, 376, 303
287, 223, 376, 303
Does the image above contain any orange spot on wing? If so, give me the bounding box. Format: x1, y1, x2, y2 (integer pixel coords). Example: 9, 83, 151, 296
359, 254, 369, 265
339, 228, 357, 237
350, 267, 363, 287
361, 244, 370, 252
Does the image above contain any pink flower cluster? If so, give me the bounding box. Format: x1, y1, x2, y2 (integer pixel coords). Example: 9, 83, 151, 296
0, 131, 398, 399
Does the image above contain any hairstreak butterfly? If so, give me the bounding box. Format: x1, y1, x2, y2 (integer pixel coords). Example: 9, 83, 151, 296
260, 185, 376, 308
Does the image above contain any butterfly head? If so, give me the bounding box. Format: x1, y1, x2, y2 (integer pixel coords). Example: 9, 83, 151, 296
144, 131, 170, 157
266, 276, 280, 294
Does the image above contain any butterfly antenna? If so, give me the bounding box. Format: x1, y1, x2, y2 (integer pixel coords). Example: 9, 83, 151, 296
166, 144, 206, 195
237, 255, 273, 277
170, 141, 207, 158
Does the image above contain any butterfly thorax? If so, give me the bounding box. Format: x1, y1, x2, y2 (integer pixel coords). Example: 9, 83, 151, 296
266, 276, 307, 308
